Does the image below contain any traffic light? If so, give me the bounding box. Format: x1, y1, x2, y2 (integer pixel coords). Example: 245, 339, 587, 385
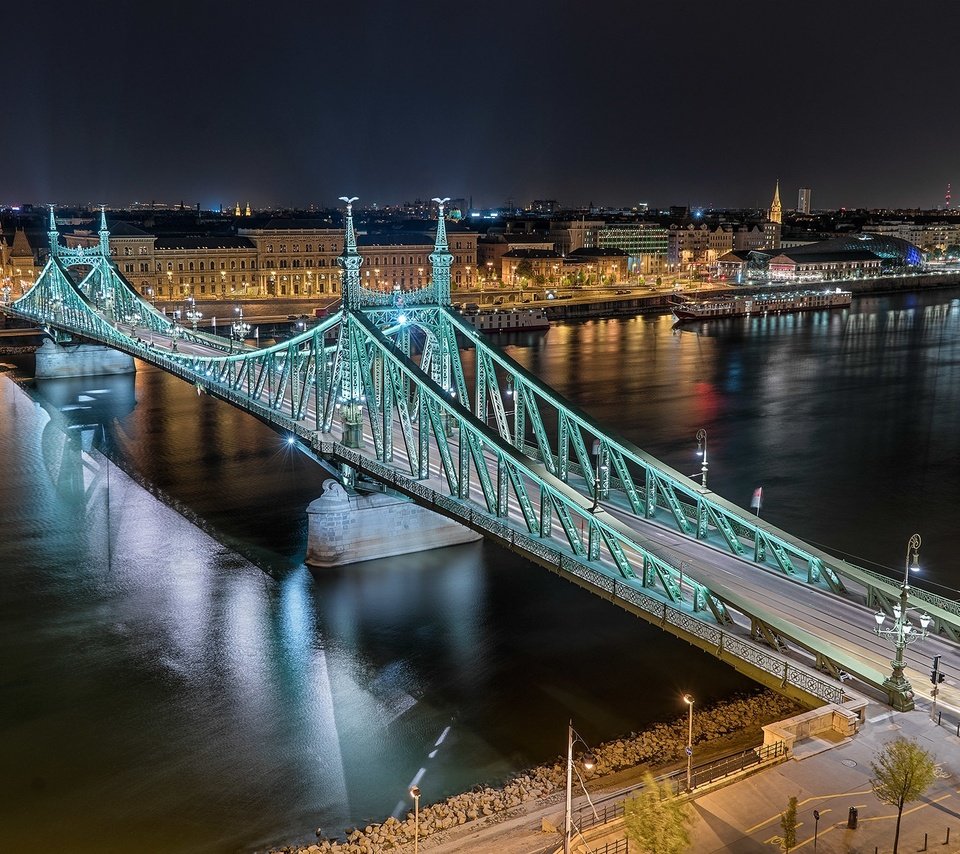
931, 654, 945, 685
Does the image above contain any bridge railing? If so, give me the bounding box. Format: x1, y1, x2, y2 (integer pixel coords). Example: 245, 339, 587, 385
29, 331, 846, 709
300, 436, 847, 706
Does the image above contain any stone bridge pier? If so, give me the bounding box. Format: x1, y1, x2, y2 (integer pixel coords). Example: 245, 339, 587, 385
306, 479, 481, 567
34, 339, 135, 379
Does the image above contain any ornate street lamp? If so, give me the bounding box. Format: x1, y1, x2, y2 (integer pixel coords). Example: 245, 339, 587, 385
695, 428, 708, 488
564, 720, 596, 854
186, 306, 203, 330
874, 533, 933, 711
683, 694, 695, 791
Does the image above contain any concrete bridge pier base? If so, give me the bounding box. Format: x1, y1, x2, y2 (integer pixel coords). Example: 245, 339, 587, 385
34, 339, 135, 379
306, 479, 482, 567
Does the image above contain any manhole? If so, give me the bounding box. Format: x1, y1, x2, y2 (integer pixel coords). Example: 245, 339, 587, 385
841, 759, 858, 768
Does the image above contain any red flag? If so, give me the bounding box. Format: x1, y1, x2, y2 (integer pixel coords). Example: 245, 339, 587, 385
750, 487, 763, 509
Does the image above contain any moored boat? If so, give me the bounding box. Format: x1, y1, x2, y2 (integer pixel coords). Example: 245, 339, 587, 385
672, 289, 852, 322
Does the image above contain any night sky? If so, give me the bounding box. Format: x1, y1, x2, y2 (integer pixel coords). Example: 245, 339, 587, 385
5, 1, 957, 210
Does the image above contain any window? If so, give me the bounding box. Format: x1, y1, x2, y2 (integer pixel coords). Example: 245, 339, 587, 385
178, 262, 184, 272
199, 261, 205, 271
189, 261, 195, 271
267, 244, 273, 253
279, 244, 286, 253
230, 260, 236, 270
293, 244, 299, 252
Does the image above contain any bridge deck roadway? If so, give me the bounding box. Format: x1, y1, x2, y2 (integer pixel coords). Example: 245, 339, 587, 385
96, 323, 960, 709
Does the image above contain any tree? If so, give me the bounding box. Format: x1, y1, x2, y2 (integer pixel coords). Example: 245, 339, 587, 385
871, 737, 937, 854
779, 796, 797, 853
514, 258, 534, 282
623, 772, 692, 854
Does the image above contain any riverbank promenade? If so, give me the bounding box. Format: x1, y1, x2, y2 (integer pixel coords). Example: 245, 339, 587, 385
414, 699, 960, 854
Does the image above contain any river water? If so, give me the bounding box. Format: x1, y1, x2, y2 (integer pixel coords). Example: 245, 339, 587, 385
3, 288, 960, 852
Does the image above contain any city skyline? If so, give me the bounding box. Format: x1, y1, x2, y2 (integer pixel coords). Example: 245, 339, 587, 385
4, 0, 957, 210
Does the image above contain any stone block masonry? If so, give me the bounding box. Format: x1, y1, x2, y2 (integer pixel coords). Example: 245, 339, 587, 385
34, 339, 135, 378
306, 479, 481, 567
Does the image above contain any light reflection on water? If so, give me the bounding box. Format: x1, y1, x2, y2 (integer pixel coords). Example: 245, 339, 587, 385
3, 287, 960, 852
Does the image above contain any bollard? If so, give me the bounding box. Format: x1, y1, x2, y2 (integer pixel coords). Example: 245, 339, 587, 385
938, 711, 942, 726
848, 806, 859, 829
923, 831, 928, 850
946, 827, 951, 844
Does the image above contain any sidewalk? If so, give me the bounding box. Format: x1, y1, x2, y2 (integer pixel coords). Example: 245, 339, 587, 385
418, 701, 960, 854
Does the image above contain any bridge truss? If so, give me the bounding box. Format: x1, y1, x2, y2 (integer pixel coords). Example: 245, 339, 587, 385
6, 199, 960, 711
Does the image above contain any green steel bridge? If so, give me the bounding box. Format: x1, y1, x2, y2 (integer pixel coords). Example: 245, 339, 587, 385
5, 201, 960, 712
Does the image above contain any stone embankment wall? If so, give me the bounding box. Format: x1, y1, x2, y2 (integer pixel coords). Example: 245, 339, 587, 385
281, 690, 799, 854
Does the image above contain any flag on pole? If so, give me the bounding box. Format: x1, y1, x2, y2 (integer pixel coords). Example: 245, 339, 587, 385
750, 487, 763, 512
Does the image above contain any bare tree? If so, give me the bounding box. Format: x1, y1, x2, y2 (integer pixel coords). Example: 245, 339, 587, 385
871, 737, 937, 854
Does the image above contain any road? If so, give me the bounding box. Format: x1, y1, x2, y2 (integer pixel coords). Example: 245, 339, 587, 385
114, 316, 960, 713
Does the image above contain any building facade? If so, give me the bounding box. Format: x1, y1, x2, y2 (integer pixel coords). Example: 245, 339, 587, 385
62, 217, 476, 301
588, 223, 669, 276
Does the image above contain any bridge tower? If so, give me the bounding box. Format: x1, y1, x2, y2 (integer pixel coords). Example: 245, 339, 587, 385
98, 206, 111, 256
429, 197, 453, 306
47, 205, 59, 259
336, 196, 365, 453
337, 196, 363, 311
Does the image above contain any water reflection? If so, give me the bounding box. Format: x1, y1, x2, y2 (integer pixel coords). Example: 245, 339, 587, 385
6, 288, 960, 851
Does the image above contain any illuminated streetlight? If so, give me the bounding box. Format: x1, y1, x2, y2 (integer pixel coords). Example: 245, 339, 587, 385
695, 428, 708, 488
683, 694, 695, 791
409, 785, 421, 854
563, 721, 596, 854
874, 533, 932, 711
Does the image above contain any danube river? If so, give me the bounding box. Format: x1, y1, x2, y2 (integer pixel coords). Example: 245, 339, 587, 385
3, 288, 960, 852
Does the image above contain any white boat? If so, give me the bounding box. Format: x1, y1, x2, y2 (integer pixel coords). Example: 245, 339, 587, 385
672, 289, 852, 322
461, 308, 550, 333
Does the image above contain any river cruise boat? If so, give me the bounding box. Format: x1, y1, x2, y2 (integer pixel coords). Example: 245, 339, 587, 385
672, 289, 852, 323
461, 307, 551, 333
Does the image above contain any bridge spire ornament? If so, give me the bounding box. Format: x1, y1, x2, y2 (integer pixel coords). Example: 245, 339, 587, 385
429, 197, 453, 306
98, 205, 110, 256
337, 196, 363, 311
47, 205, 59, 258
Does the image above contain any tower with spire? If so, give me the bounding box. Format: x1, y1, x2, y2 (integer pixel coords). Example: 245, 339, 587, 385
429, 198, 453, 306
98, 206, 111, 256
769, 179, 782, 225
47, 205, 59, 259
765, 180, 783, 250
337, 196, 363, 310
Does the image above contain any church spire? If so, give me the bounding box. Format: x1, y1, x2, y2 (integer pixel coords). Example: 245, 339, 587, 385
769, 179, 782, 225
429, 197, 453, 305
47, 205, 59, 258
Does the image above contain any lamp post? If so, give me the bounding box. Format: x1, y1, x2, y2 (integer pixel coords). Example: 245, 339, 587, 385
683, 694, 695, 791
695, 428, 708, 488
813, 809, 820, 850
409, 785, 421, 854
874, 533, 932, 711
564, 720, 596, 854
